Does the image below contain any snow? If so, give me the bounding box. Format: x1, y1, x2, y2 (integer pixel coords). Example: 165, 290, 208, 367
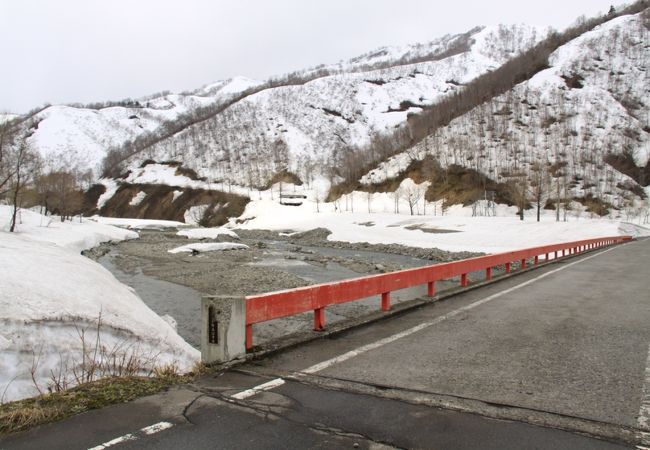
184, 205, 210, 225
168, 242, 249, 254
0, 113, 18, 124
89, 216, 188, 230
177, 227, 239, 240
232, 193, 648, 254
1, 207, 138, 253
0, 206, 199, 402
24, 89, 236, 176
129, 191, 147, 206
125, 164, 199, 187
96, 179, 119, 210
199, 76, 263, 96
359, 12, 650, 211
119, 24, 546, 187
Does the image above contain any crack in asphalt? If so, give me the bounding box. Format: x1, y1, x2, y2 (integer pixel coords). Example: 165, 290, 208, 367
195, 389, 401, 449
213, 367, 643, 447
180, 393, 207, 426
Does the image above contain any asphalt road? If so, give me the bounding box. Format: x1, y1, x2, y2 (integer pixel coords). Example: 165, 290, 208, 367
2, 238, 649, 449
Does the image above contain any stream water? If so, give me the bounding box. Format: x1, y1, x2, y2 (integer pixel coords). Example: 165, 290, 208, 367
99, 252, 203, 348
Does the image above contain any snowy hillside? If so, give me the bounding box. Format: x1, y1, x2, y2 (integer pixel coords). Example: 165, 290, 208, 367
18, 77, 262, 175
362, 11, 650, 211
118, 24, 545, 186
0, 113, 18, 125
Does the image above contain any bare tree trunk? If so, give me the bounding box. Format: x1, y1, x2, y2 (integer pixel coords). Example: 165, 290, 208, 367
556, 178, 560, 222
9, 163, 22, 232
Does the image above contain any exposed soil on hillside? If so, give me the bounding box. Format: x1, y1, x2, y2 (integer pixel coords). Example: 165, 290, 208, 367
95, 184, 249, 227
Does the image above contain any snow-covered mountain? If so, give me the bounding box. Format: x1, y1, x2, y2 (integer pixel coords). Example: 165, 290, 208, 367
11, 3, 650, 217
363, 11, 650, 211
120, 24, 545, 186
17, 24, 545, 180
16, 77, 263, 174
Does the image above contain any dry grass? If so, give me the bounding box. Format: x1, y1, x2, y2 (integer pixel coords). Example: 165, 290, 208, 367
0, 312, 209, 437
0, 375, 186, 436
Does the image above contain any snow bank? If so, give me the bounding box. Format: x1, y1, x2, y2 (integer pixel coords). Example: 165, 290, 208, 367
1, 207, 138, 253
0, 207, 199, 402
177, 227, 239, 240
89, 216, 188, 230
168, 242, 249, 254
233, 195, 647, 254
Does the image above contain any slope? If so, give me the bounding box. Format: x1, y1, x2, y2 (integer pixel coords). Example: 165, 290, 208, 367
360, 8, 650, 215
112, 25, 545, 187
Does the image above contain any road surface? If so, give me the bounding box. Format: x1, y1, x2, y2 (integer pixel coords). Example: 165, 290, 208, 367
2, 237, 649, 449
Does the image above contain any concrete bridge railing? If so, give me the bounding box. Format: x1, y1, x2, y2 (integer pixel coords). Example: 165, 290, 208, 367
201, 235, 632, 364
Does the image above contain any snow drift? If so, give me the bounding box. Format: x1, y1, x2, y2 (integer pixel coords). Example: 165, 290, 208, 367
0, 207, 199, 402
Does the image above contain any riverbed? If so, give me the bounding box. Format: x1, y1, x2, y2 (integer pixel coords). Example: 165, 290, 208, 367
93, 228, 481, 349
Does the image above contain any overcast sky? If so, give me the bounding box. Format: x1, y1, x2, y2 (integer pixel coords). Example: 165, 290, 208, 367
0, 0, 619, 113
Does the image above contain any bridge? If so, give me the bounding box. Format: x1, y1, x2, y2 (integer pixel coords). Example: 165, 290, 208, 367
2, 236, 649, 449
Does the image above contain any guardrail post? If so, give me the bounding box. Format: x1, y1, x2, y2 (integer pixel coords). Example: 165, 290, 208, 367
486, 267, 492, 281
201, 295, 246, 364
505, 262, 511, 273
246, 325, 253, 350
460, 273, 468, 287
520, 258, 527, 269
314, 308, 325, 331
534, 256, 539, 266
427, 281, 436, 297
381, 292, 391, 311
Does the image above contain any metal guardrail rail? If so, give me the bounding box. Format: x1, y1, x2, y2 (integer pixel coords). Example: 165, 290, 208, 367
243, 236, 632, 349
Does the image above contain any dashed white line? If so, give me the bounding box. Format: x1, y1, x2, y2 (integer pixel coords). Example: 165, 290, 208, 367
88, 434, 136, 450
232, 246, 621, 398
231, 377, 286, 400
140, 421, 174, 435
87, 421, 174, 450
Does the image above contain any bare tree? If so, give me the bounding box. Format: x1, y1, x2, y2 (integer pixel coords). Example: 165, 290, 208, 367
8, 138, 40, 232
36, 170, 84, 221
508, 173, 528, 221
0, 121, 18, 197
400, 182, 426, 216
529, 162, 549, 222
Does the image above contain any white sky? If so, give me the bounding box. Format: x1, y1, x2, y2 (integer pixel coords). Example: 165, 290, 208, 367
0, 0, 620, 113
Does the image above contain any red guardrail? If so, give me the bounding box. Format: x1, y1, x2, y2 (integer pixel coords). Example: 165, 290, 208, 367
244, 235, 632, 349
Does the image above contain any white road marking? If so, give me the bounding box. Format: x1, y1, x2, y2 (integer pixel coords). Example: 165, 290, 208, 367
231, 377, 286, 400
232, 246, 622, 398
141, 421, 174, 435
88, 434, 136, 450
639, 344, 650, 431
87, 421, 174, 450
